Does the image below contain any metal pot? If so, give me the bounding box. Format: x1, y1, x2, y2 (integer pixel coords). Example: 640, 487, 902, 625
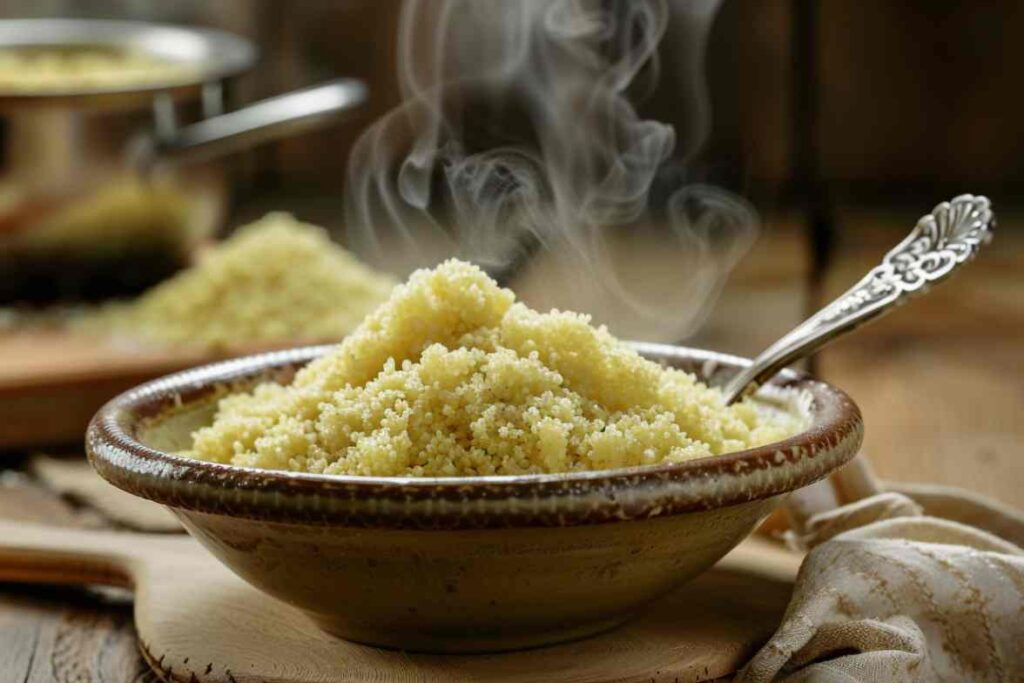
0, 19, 367, 304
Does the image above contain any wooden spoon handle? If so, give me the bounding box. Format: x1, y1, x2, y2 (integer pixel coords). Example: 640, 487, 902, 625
0, 520, 142, 588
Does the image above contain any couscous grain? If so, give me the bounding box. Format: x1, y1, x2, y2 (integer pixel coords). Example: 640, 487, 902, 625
184, 259, 803, 476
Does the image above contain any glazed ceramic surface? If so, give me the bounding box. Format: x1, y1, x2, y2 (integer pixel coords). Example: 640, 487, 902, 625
87, 343, 863, 653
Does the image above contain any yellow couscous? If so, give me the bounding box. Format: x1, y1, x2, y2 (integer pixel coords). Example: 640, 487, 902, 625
183, 259, 804, 477
86, 212, 396, 349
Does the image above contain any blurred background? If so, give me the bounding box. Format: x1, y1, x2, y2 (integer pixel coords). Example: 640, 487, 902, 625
3, 2, 1016, 213
0, 0, 1020, 506
5, 1, 1019, 209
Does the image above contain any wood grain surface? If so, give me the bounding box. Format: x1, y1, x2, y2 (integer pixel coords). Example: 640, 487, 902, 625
0, 330, 220, 450
0, 331, 324, 450
0, 476, 155, 680
29, 455, 181, 533
0, 586, 153, 683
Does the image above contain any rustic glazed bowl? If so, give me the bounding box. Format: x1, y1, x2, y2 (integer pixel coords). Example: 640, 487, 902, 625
87, 343, 862, 653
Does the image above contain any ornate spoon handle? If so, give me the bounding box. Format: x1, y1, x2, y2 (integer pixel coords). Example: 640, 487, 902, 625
722, 194, 995, 404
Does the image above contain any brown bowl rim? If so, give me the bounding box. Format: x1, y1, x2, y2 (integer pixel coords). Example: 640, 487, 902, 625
86, 342, 863, 530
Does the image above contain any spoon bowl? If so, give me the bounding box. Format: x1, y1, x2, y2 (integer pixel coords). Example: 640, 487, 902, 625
87, 342, 862, 653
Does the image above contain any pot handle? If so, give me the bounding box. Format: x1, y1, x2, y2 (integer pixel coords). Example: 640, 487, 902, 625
137, 78, 367, 167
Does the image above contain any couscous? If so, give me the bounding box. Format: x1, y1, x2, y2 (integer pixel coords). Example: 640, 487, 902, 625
86, 213, 396, 348
183, 259, 803, 477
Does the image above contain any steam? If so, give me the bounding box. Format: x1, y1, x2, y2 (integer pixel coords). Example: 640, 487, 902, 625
345, 0, 757, 341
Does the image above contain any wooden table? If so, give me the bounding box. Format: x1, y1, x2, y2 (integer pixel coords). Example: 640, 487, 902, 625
818, 208, 1024, 509
0, 476, 152, 680
1, 207, 1021, 678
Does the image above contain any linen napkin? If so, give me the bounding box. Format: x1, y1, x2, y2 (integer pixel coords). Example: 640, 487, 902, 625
738, 483, 1024, 682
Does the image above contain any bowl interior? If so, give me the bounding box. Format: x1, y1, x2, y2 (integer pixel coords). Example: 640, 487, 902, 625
139, 395, 217, 453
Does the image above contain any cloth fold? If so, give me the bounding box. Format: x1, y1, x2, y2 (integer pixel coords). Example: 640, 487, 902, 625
738, 486, 1024, 682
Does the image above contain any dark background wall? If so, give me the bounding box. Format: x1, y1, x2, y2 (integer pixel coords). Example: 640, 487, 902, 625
2, 0, 1019, 211
708, 1, 1024, 205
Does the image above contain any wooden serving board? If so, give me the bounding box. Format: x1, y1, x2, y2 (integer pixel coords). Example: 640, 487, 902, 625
0, 329, 312, 450
0, 520, 800, 683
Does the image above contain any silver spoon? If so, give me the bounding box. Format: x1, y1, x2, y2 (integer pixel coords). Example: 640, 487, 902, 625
722, 194, 995, 404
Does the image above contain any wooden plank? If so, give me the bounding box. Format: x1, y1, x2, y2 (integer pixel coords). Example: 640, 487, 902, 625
30, 456, 181, 533
0, 587, 151, 683
0, 476, 152, 680
0, 330, 318, 450
0, 473, 105, 528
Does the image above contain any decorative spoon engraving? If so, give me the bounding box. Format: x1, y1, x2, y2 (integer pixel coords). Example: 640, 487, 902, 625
722, 194, 995, 404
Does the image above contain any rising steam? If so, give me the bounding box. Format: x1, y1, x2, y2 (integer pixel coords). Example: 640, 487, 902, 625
345, 0, 756, 341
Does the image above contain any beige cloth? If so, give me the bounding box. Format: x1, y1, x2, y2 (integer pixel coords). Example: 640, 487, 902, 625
738, 487, 1024, 682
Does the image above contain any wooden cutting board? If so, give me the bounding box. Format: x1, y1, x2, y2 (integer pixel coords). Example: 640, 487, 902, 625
0, 329, 312, 449
0, 520, 800, 683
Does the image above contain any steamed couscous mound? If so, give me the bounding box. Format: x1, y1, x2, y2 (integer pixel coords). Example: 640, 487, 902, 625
185, 260, 803, 476
88, 213, 396, 349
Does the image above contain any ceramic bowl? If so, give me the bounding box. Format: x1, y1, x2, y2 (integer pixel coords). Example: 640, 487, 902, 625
86, 342, 862, 653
